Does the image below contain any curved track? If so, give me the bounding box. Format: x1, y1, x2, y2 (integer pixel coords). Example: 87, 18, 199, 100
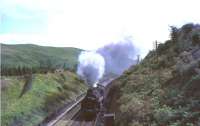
45, 78, 116, 126
51, 100, 98, 126
46, 96, 84, 126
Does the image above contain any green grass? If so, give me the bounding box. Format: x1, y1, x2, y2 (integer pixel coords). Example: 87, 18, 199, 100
1, 71, 87, 126
1, 44, 82, 69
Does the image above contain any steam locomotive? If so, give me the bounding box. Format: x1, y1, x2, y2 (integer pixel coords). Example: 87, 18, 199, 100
81, 83, 110, 121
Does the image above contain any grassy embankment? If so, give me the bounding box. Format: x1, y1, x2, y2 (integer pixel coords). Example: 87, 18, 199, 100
111, 23, 200, 126
1, 71, 87, 126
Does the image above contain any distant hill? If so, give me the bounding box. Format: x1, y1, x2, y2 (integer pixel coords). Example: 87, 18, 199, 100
1, 44, 82, 71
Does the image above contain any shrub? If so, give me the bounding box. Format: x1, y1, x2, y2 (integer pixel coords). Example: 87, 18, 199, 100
192, 33, 200, 46
154, 105, 175, 124
182, 23, 194, 35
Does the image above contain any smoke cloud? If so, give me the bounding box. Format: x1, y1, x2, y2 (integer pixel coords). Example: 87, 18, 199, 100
77, 37, 138, 86
77, 51, 105, 86
97, 37, 137, 75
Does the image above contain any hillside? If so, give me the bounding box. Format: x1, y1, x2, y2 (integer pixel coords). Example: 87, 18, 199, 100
109, 23, 200, 126
1, 71, 87, 126
1, 44, 82, 71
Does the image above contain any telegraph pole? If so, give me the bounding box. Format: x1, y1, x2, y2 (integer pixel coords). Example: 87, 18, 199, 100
137, 54, 140, 64
155, 40, 161, 84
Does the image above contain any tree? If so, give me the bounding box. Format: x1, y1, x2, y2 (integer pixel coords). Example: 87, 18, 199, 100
170, 26, 178, 42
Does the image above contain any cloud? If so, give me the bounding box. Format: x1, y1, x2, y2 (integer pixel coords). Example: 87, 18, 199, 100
0, 0, 48, 34
0, 0, 200, 58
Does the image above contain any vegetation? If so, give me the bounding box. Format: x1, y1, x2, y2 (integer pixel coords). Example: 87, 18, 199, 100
1, 71, 87, 126
1, 44, 82, 75
110, 23, 200, 126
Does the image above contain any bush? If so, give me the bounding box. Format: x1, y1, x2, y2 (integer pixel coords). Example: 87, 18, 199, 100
154, 105, 175, 124
192, 33, 200, 46
182, 23, 194, 34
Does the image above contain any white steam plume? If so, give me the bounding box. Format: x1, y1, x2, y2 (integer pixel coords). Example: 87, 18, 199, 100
77, 51, 105, 86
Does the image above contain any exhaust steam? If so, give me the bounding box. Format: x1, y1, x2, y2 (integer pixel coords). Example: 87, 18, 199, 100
77, 37, 138, 86
77, 51, 105, 87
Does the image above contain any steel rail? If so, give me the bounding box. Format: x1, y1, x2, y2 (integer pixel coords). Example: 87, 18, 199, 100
46, 95, 85, 126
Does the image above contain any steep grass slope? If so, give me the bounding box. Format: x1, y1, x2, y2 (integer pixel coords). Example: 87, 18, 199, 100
1, 44, 82, 69
1, 71, 87, 126
110, 23, 200, 126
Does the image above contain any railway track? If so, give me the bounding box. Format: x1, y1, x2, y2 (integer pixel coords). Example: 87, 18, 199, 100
43, 78, 116, 126
45, 95, 85, 126
47, 98, 99, 126
43, 93, 99, 126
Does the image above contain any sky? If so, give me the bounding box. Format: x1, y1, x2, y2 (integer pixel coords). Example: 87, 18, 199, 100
0, 0, 200, 57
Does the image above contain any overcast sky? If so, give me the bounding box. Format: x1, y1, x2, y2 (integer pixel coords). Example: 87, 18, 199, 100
0, 0, 200, 57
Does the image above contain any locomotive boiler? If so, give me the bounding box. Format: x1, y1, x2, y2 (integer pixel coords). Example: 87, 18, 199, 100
80, 81, 113, 121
